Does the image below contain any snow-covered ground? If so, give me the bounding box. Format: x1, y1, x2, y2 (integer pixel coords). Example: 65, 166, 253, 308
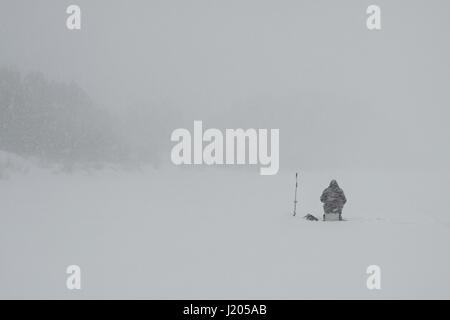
1, 160, 450, 299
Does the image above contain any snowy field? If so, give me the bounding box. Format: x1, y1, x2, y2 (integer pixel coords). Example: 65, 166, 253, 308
1, 159, 450, 299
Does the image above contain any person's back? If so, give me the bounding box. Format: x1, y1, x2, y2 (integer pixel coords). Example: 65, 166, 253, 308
320, 180, 347, 220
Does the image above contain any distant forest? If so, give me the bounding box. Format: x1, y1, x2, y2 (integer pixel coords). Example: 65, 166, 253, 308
0, 67, 172, 167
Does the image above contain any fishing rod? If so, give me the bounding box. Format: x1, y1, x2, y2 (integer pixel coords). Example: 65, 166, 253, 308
293, 172, 298, 216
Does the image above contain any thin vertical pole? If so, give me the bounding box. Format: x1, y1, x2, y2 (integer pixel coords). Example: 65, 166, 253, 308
293, 172, 298, 216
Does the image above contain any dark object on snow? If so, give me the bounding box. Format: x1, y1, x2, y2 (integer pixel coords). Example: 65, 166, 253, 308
304, 214, 319, 221
320, 180, 347, 221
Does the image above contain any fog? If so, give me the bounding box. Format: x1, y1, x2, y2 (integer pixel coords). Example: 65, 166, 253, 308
1, 0, 450, 170
2, 0, 450, 301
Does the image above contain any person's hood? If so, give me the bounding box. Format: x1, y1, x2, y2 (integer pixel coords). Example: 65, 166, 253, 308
329, 180, 339, 188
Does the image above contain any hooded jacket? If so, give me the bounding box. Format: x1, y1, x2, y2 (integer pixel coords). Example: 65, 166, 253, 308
320, 180, 347, 214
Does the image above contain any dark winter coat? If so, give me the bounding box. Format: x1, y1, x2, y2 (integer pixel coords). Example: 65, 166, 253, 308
320, 180, 347, 215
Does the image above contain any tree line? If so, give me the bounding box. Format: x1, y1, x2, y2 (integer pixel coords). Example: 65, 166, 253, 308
0, 67, 170, 168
